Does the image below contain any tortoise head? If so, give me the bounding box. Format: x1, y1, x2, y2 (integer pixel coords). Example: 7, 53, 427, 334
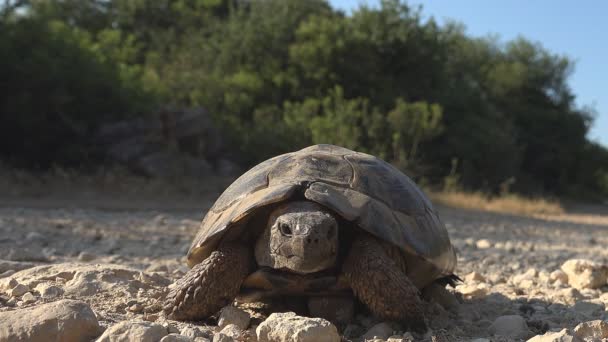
254, 200, 338, 274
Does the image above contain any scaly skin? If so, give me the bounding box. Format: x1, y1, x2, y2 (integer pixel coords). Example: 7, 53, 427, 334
163, 243, 251, 321
342, 234, 428, 333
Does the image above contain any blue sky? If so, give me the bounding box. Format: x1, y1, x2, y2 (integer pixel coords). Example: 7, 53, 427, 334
329, 0, 607, 147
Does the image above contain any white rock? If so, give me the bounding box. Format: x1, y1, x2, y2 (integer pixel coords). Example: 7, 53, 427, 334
0, 299, 102, 341
549, 270, 568, 284
10, 283, 29, 297
161, 334, 194, 342
476, 239, 492, 249
97, 321, 168, 342
526, 328, 580, 342
21, 292, 36, 304
218, 306, 250, 330
35, 283, 64, 298
488, 315, 529, 339
212, 333, 233, 342
464, 271, 486, 283
561, 259, 608, 289
513, 268, 538, 285
573, 320, 608, 339
180, 327, 212, 339
457, 283, 489, 299
361, 322, 394, 340
256, 312, 340, 342
220, 324, 242, 339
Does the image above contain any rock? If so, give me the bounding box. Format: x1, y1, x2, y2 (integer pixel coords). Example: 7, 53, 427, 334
560, 259, 608, 289
194, 338, 211, 342
256, 312, 340, 342
488, 315, 529, 339
342, 324, 364, 338
213, 333, 234, 342
218, 306, 251, 330
457, 283, 488, 299
35, 283, 64, 298
129, 303, 144, 313
476, 239, 492, 249
180, 327, 212, 339
0, 299, 102, 341
572, 301, 605, 318
77, 252, 96, 262
96, 321, 168, 342
10, 283, 29, 297
572, 320, 608, 339
161, 334, 195, 342
549, 270, 568, 284
513, 268, 538, 285
21, 292, 36, 304
464, 271, 486, 283
470, 339, 490, 342
527, 328, 581, 342
361, 322, 394, 340
219, 324, 242, 339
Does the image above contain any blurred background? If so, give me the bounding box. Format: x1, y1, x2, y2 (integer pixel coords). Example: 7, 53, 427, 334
1, 0, 607, 207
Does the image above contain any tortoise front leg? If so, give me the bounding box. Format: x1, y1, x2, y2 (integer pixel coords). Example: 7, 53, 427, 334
342, 234, 427, 333
163, 242, 251, 321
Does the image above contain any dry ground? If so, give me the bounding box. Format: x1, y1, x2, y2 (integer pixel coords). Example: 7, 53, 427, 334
0, 183, 607, 341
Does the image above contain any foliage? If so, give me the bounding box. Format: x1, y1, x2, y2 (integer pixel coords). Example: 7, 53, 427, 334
1, 0, 607, 198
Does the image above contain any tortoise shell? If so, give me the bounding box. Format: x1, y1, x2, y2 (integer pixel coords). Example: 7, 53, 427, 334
187, 144, 456, 288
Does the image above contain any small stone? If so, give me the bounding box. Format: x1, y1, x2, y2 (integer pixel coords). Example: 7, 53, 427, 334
513, 268, 538, 285
527, 328, 580, 342
77, 252, 96, 262
464, 271, 486, 283
550, 270, 568, 284
256, 312, 339, 342
143, 313, 159, 322
181, 327, 212, 339
129, 303, 144, 313
573, 320, 608, 339
572, 301, 604, 317
220, 324, 242, 339
194, 338, 211, 342
6, 278, 18, 289
361, 322, 394, 340
218, 306, 251, 330
476, 239, 492, 249
97, 321, 168, 342
161, 334, 195, 342
165, 323, 180, 334
10, 283, 29, 297
457, 283, 488, 299
488, 315, 529, 339
21, 292, 36, 304
561, 259, 608, 289
35, 283, 64, 298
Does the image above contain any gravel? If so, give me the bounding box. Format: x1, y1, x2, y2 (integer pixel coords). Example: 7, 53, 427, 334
0, 202, 607, 341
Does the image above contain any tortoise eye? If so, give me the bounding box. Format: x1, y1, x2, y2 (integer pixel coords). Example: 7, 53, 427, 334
279, 223, 292, 236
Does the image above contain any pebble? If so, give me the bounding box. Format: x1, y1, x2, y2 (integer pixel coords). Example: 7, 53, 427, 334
488, 315, 529, 339
219, 324, 242, 339
464, 271, 486, 283
35, 283, 64, 298
10, 283, 29, 297
549, 270, 568, 284
457, 283, 489, 299
77, 251, 96, 262
218, 305, 251, 330
476, 239, 492, 249
561, 259, 608, 289
21, 292, 36, 304
181, 326, 212, 339
361, 322, 394, 340
256, 312, 340, 342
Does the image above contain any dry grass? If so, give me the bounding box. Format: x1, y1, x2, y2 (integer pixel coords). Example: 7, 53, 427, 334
429, 190, 565, 216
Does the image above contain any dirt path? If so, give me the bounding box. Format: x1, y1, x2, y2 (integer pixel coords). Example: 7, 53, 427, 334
0, 196, 607, 341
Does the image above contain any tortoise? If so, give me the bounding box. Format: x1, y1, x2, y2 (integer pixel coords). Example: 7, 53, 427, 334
163, 144, 457, 332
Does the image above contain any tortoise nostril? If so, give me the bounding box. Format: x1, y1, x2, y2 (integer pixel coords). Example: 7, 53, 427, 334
307, 238, 311, 244
314, 238, 319, 243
